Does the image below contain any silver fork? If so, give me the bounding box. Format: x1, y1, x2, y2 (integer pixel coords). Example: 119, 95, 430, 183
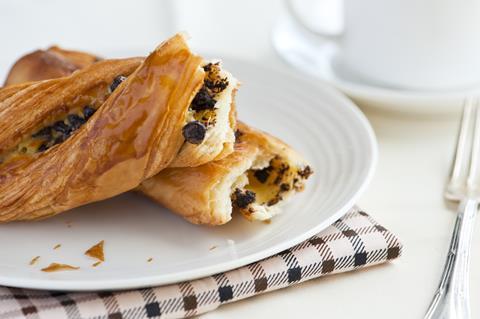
424, 97, 480, 319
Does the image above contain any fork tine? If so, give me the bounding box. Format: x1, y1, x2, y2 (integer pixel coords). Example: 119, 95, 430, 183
449, 98, 475, 190
467, 98, 480, 193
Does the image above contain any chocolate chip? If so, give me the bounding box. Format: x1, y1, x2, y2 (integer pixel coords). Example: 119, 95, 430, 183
234, 130, 243, 142
232, 188, 256, 209
110, 75, 126, 92
203, 63, 213, 72
182, 121, 206, 144
190, 86, 216, 111
298, 166, 313, 179
38, 144, 48, 152
67, 114, 86, 130
83, 106, 96, 119
280, 183, 290, 192
254, 167, 272, 183
52, 121, 71, 135
32, 127, 52, 139
205, 78, 229, 94
202, 62, 220, 73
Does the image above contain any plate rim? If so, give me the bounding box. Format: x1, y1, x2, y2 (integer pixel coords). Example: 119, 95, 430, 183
0, 56, 378, 291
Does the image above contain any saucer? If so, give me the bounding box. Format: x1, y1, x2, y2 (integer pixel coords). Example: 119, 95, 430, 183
272, 15, 480, 116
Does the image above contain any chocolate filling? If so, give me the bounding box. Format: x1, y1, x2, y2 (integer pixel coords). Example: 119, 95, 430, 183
232, 157, 313, 212
253, 166, 272, 184
67, 114, 86, 130
190, 87, 216, 111
109, 75, 126, 93
30, 105, 97, 153
83, 106, 95, 119
202, 63, 214, 72
232, 188, 256, 209
298, 166, 313, 179
0, 75, 126, 165
182, 62, 230, 145
234, 129, 243, 142
203, 62, 229, 95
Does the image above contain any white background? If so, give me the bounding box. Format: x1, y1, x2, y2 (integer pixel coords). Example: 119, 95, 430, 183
1, 1, 478, 318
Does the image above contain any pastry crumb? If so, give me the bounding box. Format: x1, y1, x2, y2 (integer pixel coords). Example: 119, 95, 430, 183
29, 256, 40, 265
92, 261, 102, 267
41, 263, 79, 272
263, 219, 271, 224
209, 245, 217, 251
85, 240, 104, 262
53, 244, 61, 250
147, 257, 153, 263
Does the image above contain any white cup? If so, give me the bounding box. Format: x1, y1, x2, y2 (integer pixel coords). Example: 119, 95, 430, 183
287, 0, 480, 91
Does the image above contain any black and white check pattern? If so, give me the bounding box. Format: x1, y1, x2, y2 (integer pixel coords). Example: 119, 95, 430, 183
0, 207, 402, 319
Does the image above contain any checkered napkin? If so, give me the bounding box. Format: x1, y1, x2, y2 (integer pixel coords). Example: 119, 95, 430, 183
0, 207, 402, 319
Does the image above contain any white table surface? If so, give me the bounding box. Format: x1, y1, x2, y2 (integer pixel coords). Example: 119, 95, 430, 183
1, 1, 478, 318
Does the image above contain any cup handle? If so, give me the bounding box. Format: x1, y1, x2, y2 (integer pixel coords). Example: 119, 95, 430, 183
285, 0, 344, 40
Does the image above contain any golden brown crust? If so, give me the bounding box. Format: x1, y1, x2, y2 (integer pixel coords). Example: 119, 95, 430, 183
235, 122, 299, 158
4, 47, 99, 86
138, 122, 311, 225
139, 140, 256, 225
0, 82, 33, 101
47, 46, 99, 68
0, 34, 205, 222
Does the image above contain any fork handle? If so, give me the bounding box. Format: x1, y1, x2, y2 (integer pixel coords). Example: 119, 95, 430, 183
424, 198, 478, 319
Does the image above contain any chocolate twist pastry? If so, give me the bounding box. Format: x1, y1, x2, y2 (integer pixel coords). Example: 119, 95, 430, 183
0, 34, 238, 222
3, 40, 312, 225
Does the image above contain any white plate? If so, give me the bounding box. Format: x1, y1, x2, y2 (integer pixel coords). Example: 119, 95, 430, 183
272, 15, 479, 116
0, 57, 377, 291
